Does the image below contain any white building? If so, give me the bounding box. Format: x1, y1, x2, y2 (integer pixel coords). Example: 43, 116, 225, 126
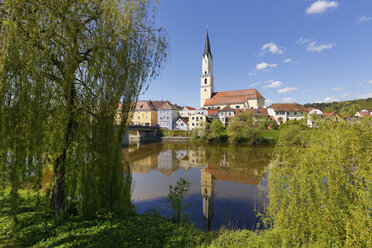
173, 118, 189, 130
189, 113, 207, 130
307, 108, 323, 127
267, 103, 306, 124
218, 105, 234, 126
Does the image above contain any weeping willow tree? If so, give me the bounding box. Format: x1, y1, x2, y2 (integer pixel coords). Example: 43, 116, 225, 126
0, 0, 167, 218
265, 119, 371, 247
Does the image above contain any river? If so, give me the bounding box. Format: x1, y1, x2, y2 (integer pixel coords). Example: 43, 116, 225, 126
124, 142, 274, 231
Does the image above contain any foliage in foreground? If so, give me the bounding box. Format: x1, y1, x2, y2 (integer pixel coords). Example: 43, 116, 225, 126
0, 190, 214, 248
265, 118, 372, 247
0, 0, 167, 218
166, 178, 191, 223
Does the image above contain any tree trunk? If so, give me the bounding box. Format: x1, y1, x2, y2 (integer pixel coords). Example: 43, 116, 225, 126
51, 84, 76, 214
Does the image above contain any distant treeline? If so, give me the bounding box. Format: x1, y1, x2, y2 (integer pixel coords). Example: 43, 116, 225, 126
304, 98, 372, 115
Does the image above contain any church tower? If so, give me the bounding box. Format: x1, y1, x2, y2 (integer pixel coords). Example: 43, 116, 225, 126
200, 28, 214, 108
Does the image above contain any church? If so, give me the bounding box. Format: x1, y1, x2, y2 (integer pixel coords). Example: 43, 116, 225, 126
200, 30, 265, 110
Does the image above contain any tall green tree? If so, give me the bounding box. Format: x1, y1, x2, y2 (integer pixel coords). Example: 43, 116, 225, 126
266, 119, 371, 247
207, 119, 226, 141
0, 0, 167, 217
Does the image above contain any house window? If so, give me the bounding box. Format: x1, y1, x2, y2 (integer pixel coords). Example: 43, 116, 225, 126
276, 112, 279, 115
204, 78, 207, 84
204, 89, 207, 92
287, 118, 289, 121
167, 117, 169, 119
192, 117, 194, 120
294, 112, 297, 115
205, 71, 207, 74
192, 123, 194, 126
236, 106, 240, 109
287, 112, 289, 115
229, 113, 231, 116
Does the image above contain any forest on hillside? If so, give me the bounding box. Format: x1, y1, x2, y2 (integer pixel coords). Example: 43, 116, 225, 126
304, 98, 372, 115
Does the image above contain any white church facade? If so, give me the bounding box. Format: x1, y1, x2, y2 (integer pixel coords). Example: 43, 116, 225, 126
200, 30, 265, 110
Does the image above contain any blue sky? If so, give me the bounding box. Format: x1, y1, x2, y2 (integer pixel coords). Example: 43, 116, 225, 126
141, 0, 372, 107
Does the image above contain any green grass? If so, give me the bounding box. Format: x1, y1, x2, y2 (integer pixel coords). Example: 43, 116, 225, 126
0, 189, 279, 248
0, 190, 216, 248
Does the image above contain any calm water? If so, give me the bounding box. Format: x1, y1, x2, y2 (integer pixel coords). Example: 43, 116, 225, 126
124, 142, 274, 231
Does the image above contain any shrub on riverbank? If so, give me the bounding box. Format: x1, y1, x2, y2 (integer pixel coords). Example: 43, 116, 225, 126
265, 118, 372, 247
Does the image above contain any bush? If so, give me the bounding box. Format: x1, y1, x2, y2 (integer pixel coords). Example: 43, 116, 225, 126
266, 119, 372, 247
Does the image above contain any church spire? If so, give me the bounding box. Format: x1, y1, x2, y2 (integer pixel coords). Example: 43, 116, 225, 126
203, 27, 212, 58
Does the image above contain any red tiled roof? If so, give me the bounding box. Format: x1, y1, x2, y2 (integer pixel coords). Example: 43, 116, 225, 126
159, 101, 178, 110
150, 101, 168, 110
204, 89, 264, 106
208, 109, 219, 115
184, 106, 196, 110
323, 112, 337, 116
135, 101, 155, 111
268, 103, 306, 112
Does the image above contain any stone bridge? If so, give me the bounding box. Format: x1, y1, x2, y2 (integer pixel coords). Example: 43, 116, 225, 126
122, 124, 160, 147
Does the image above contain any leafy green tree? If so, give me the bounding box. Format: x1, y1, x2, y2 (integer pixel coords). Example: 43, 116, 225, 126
166, 178, 191, 223
227, 117, 244, 142
265, 119, 372, 247
207, 119, 226, 141
0, 0, 167, 217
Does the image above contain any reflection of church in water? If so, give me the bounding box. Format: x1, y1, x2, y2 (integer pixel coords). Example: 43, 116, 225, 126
201, 168, 214, 231
126, 143, 267, 231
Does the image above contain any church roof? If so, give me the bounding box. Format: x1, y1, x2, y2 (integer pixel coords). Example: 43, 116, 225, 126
204, 89, 264, 106
204, 30, 212, 58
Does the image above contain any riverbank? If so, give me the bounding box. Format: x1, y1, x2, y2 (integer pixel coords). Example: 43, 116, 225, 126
161, 130, 280, 144
0, 190, 274, 248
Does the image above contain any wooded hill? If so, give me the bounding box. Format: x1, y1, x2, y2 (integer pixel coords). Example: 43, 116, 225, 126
304, 98, 372, 115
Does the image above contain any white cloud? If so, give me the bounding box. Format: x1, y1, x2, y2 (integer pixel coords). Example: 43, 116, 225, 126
342, 93, 350, 98
307, 42, 334, 52
283, 97, 296, 103
306, 0, 339, 15
298, 38, 310, 44
261, 42, 284, 55
256, 62, 278, 71
263, 80, 282, 89
359, 16, 371, 23
332, 87, 343, 91
265, 99, 273, 103
358, 93, 372, 99
323, 96, 338, 103
369, 80, 372, 84
301, 89, 308, 94
298, 38, 334, 52
278, 87, 298, 94
283, 58, 293, 63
